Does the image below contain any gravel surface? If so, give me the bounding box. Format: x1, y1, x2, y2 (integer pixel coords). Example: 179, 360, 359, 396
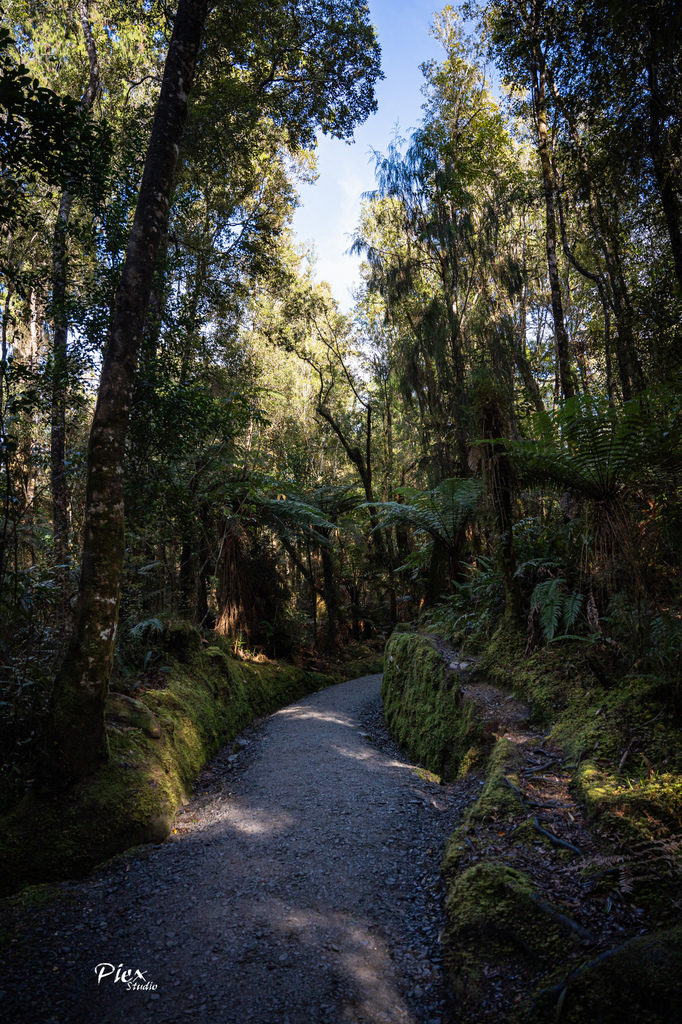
0, 673, 479, 1024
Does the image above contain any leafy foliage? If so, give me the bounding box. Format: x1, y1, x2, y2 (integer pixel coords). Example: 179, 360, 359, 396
372, 478, 482, 548
508, 394, 682, 501
0, 27, 110, 228
529, 577, 584, 641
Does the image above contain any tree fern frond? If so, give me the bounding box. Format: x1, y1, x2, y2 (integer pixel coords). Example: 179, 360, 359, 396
506, 393, 679, 501
370, 478, 481, 547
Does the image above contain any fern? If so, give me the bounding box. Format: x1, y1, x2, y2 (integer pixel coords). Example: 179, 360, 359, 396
129, 617, 164, 638
371, 477, 482, 547
531, 578, 566, 641
581, 836, 682, 897
530, 579, 585, 641
261, 496, 337, 544
562, 590, 585, 632
507, 393, 680, 501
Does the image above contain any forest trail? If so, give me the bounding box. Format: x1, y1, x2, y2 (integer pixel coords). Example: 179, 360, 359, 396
1, 674, 476, 1024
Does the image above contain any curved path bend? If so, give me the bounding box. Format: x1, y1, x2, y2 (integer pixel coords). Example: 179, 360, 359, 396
1, 674, 474, 1024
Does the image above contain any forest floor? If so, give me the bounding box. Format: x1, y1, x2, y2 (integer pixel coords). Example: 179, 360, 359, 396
0, 673, 484, 1024
424, 638, 654, 1021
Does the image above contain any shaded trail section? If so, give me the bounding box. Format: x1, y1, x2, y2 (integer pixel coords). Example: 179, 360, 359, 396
1, 674, 473, 1024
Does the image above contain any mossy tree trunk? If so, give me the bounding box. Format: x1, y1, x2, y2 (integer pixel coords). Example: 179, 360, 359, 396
479, 388, 523, 624
42, 0, 208, 786
50, 0, 100, 570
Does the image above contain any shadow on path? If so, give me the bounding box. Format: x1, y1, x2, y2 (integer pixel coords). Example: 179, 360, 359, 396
1, 674, 469, 1024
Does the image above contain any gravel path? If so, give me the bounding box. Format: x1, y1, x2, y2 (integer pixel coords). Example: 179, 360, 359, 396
1, 673, 478, 1024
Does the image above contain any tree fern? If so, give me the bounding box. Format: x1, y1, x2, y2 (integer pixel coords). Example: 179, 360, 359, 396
261, 496, 337, 545
370, 477, 482, 547
507, 393, 681, 501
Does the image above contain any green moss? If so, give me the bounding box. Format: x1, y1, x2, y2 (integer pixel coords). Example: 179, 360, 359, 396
573, 762, 682, 838
442, 825, 478, 879
510, 817, 552, 848
477, 626, 682, 839
413, 766, 442, 785
465, 737, 526, 824
442, 861, 575, 1009
530, 924, 682, 1024
382, 632, 483, 779
0, 647, 369, 897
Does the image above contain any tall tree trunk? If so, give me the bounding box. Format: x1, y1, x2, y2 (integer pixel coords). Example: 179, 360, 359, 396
0, 276, 15, 606
513, 303, 545, 413
306, 540, 317, 646
319, 537, 338, 651
50, 0, 100, 564
425, 535, 450, 606
51, 189, 73, 562
316, 402, 386, 559
647, 60, 682, 293
531, 34, 574, 399
42, 0, 208, 785
215, 522, 251, 639
14, 287, 43, 560
179, 532, 197, 615
196, 501, 213, 626
480, 391, 522, 624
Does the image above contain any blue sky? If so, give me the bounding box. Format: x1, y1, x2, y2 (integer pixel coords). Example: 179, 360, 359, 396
291, 1, 447, 311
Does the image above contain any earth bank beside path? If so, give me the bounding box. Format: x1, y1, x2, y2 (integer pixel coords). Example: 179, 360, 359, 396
0, 673, 474, 1024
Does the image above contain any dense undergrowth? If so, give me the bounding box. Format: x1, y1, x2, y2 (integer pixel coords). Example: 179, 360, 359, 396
0, 626, 382, 897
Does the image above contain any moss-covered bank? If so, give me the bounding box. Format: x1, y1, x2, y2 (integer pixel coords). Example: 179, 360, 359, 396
479, 627, 682, 839
442, 859, 584, 1011
382, 631, 483, 779
0, 642, 382, 897
382, 626, 682, 1023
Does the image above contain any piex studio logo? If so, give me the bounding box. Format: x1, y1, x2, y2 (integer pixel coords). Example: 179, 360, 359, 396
95, 963, 158, 991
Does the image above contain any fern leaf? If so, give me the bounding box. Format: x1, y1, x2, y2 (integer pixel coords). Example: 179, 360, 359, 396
562, 591, 584, 632
531, 578, 567, 641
